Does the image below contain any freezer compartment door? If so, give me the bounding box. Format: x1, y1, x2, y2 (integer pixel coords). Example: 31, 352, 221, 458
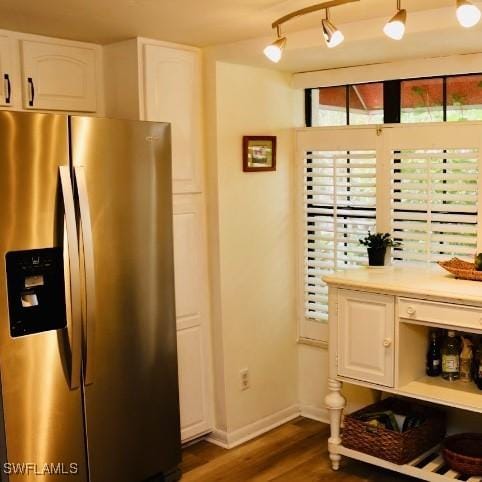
0, 111, 87, 481
70, 116, 181, 482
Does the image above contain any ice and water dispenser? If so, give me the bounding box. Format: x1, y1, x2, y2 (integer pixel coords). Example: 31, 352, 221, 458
6, 248, 67, 337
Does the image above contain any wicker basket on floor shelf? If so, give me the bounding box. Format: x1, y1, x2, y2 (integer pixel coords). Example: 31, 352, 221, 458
442, 433, 482, 476
438, 258, 482, 281
342, 397, 446, 465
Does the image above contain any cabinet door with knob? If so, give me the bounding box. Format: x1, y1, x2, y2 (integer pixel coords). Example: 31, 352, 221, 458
337, 289, 395, 387
0, 36, 14, 107
20, 40, 97, 112
173, 194, 213, 441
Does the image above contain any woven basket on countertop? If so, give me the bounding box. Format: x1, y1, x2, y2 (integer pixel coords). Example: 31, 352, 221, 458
342, 397, 446, 465
438, 258, 482, 281
442, 433, 482, 476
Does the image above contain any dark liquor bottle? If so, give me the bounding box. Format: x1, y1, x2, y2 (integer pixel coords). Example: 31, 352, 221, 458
426, 330, 441, 377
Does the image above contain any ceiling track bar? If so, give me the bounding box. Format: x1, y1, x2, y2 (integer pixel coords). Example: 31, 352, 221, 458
271, 0, 360, 29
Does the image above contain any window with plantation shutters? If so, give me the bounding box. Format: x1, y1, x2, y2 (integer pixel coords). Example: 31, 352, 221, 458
304, 150, 376, 322
298, 124, 482, 343
390, 148, 479, 263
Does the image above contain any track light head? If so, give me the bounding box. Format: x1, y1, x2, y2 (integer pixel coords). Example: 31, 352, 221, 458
456, 0, 481, 27
384, 7, 407, 40
263, 36, 287, 63
322, 13, 344, 48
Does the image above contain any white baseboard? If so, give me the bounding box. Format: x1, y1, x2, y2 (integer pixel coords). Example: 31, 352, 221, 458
299, 404, 329, 424
206, 428, 230, 449
206, 405, 300, 449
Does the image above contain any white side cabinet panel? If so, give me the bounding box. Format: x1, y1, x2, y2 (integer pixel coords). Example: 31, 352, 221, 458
173, 194, 212, 441
337, 289, 395, 387
143, 45, 201, 193
0, 36, 14, 107
177, 327, 207, 439
20, 40, 97, 112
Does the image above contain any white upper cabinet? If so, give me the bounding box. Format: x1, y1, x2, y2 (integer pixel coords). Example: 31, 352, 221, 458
0, 36, 14, 107
20, 40, 97, 112
337, 289, 395, 387
143, 45, 202, 193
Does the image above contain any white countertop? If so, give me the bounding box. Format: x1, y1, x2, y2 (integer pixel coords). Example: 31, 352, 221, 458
323, 265, 482, 306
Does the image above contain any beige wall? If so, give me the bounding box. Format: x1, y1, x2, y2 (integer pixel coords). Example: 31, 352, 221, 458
298, 344, 377, 421
204, 59, 373, 438
206, 60, 303, 434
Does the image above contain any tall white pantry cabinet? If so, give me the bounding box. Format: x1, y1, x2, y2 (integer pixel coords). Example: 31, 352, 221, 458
104, 38, 213, 442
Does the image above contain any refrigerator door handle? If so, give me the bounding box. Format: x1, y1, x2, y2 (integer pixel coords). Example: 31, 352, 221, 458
74, 165, 96, 386
59, 166, 82, 390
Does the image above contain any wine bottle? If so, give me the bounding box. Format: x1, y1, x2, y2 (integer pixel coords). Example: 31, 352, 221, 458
426, 330, 441, 377
441, 330, 460, 381
459, 336, 473, 383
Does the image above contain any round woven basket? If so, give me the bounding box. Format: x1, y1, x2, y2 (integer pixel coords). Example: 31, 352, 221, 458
442, 433, 482, 476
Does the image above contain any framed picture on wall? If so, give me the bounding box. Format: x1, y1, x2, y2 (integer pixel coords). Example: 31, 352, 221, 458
243, 136, 277, 172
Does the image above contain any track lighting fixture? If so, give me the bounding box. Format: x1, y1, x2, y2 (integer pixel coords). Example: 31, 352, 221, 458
263, 0, 358, 63
456, 0, 481, 28
263, 0, 482, 64
384, 0, 407, 40
263, 25, 287, 63
322, 9, 345, 48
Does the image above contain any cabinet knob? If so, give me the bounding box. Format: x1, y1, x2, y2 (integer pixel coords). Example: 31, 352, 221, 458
383, 338, 392, 348
406, 306, 416, 316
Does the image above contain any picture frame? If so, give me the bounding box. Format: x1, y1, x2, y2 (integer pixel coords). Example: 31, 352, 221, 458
243, 136, 277, 172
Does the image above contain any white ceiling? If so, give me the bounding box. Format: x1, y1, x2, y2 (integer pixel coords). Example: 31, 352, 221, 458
0, 0, 462, 47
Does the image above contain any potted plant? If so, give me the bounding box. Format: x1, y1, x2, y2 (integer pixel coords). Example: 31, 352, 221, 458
359, 232, 401, 266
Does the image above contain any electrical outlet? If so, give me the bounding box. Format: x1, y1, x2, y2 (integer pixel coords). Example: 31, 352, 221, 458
240, 368, 250, 391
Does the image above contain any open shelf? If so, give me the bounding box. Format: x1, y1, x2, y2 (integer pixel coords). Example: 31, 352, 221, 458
399, 376, 482, 413
397, 321, 482, 413
339, 444, 482, 482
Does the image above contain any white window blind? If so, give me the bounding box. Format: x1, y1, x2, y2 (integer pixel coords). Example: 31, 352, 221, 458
304, 150, 377, 322
390, 148, 479, 263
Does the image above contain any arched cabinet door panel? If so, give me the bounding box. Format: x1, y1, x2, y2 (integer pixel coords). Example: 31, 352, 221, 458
143, 45, 202, 194
21, 40, 98, 112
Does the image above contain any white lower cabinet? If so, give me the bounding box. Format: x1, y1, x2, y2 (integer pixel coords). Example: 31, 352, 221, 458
176, 326, 209, 441
172, 194, 212, 441
20, 40, 98, 112
337, 289, 395, 387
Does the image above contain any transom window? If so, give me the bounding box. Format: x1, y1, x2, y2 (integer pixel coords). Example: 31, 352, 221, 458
306, 73, 482, 127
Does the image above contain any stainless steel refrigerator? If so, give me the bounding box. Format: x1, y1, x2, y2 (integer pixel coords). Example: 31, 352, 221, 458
0, 111, 181, 481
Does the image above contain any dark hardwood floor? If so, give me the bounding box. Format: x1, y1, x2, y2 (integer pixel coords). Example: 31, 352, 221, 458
181, 417, 412, 481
